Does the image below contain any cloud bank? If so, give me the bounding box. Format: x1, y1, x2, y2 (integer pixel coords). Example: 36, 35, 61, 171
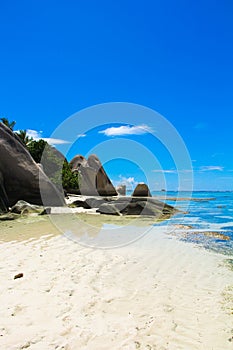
199, 166, 224, 172
26, 129, 70, 145
99, 124, 153, 136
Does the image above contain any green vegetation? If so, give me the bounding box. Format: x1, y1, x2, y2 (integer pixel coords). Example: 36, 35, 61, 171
27, 139, 80, 191
61, 161, 80, 191
0, 117, 16, 130
27, 139, 48, 163
15, 129, 33, 145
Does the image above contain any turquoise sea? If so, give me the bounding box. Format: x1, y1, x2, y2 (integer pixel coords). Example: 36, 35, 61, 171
150, 191, 233, 255
123, 190, 233, 255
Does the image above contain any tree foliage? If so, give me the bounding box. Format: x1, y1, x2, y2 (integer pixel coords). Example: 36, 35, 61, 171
15, 129, 33, 146
27, 139, 48, 163
27, 139, 79, 191
0, 117, 16, 130
61, 162, 80, 191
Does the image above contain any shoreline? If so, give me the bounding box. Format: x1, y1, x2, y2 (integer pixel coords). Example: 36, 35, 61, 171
0, 218, 233, 349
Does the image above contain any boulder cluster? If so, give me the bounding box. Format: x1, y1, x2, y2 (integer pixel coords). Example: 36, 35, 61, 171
70, 154, 117, 196
71, 195, 176, 217
0, 123, 176, 220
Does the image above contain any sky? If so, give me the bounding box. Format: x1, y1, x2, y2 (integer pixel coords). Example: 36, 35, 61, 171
0, 0, 233, 191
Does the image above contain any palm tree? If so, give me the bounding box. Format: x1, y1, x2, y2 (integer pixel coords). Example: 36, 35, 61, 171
0, 117, 16, 130
16, 129, 33, 146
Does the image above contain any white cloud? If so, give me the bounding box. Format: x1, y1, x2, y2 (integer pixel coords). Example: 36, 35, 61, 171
24, 129, 43, 139
24, 129, 70, 145
153, 169, 177, 174
153, 166, 224, 174
120, 176, 136, 184
153, 169, 193, 174
99, 124, 153, 136
199, 166, 224, 172
42, 138, 70, 145
112, 175, 138, 189
77, 134, 86, 138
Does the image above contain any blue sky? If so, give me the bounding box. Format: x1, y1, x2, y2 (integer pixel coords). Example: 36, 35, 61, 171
0, 0, 233, 190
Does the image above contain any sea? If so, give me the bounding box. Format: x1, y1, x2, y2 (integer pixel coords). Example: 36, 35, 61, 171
148, 191, 233, 256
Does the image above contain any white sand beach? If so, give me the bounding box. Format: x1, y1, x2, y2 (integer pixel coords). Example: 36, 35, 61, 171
0, 217, 233, 350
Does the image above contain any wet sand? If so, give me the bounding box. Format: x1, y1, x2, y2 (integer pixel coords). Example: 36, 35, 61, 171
0, 216, 233, 349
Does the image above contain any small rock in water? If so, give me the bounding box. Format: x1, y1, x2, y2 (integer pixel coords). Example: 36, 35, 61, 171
205, 232, 230, 240
191, 231, 230, 241
14, 273, 24, 280
175, 224, 193, 229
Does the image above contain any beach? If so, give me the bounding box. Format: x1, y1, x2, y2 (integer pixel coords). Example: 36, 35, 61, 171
0, 214, 233, 350
1, 0, 232, 348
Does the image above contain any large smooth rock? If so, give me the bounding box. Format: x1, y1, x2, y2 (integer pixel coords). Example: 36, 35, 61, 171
0, 171, 8, 213
70, 154, 117, 196
119, 201, 161, 216
132, 183, 152, 197
71, 196, 176, 217
11, 200, 45, 215
0, 123, 65, 210
85, 197, 108, 208
114, 197, 175, 216
40, 145, 66, 179
97, 203, 121, 216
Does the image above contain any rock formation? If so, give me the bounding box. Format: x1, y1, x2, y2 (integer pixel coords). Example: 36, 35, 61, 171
40, 145, 66, 179
132, 183, 152, 197
0, 123, 65, 211
70, 154, 117, 196
69, 196, 176, 217
11, 200, 46, 215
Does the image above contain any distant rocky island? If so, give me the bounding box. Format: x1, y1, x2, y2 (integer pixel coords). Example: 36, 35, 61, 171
0, 122, 176, 220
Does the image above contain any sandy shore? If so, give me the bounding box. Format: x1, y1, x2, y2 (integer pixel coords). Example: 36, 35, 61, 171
0, 217, 233, 350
